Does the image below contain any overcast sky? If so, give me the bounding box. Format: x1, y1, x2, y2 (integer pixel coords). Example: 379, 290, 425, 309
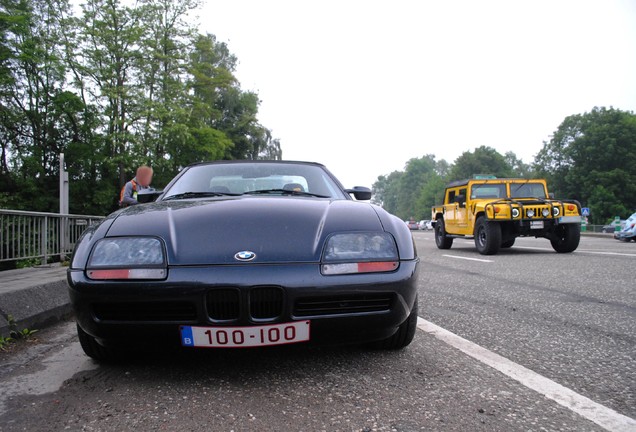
196, 0, 636, 188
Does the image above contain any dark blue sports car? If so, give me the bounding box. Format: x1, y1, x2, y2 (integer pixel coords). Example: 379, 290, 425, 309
68, 161, 420, 361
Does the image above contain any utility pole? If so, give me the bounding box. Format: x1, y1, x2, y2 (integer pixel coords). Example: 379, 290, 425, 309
59, 153, 69, 261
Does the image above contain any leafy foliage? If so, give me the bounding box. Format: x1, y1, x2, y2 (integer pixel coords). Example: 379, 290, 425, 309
0, 0, 282, 215
449, 146, 517, 180
0, 314, 37, 350
534, 107, 636, 223
375, 149, 530, 220
376, 107, 635, 223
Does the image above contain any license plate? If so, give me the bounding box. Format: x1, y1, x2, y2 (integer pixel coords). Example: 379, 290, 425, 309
559, 216, 581, 224
530, 221, 544, 229
180, 321, 310, 348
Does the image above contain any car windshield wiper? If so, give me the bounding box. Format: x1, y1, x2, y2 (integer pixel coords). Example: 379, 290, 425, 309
163, 191, 240, 200
243, 189, 329, 198
510, 179, 531, 196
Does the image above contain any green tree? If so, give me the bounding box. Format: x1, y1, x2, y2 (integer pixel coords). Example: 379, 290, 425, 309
372, 170, 403, 214
373, 155, 448, 220
504, 151, 533, 178
0, 0, 75, 211
135, 0, 200, 185
414, 172, 446, 219
448, 146, 514, 181
74, 0, 144, 199
534, 107, 636, 223
0, 0, 282, 216
395, 156, 436, 219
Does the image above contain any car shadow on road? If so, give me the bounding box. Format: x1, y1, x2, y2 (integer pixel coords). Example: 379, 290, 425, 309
438, 245, 557, 256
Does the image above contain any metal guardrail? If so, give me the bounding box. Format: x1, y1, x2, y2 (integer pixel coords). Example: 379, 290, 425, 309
583, 224, 618, 234
0, 209, 105, 264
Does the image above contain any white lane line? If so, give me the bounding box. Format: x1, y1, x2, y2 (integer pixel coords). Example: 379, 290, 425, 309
576, 250, 636, 258
417, 318, 636, 432
442, 254, 493, 263
514, 245, 636, 257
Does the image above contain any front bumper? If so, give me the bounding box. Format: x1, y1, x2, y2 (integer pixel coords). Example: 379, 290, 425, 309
614, 231, 636, 240
68, 261, 419, 349
497, 217, 579, 238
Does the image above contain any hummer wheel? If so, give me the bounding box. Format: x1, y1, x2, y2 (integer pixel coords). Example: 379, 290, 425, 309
435, 219, 453, 249
474, 216, 501, 255
550, 223, 580, 253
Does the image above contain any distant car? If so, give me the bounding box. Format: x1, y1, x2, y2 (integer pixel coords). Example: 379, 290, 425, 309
602, 220, 626, 233
406, 219, 419, 230
614, 213, 636, 241
68, 160, 420, 362
418, 220, 433, 230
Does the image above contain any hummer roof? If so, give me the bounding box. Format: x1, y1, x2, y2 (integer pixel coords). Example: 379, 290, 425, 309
446, 178, 545, 188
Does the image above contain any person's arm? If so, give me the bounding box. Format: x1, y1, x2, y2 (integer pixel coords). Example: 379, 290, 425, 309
121, 182, 138, 205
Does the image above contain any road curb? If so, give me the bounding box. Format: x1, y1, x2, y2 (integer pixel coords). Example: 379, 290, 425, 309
0, 279, 71, 338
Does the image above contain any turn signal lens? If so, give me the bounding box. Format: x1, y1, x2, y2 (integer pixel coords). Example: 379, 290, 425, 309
87, 268, 167, 280
494, 206, 501, 213
567, 205, 575, 211
321, 261, 399, 275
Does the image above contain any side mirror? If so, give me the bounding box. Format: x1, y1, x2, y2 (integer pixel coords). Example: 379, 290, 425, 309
137, 189, 163, 204
549, 193, 555, 199
345, 186, 372, 201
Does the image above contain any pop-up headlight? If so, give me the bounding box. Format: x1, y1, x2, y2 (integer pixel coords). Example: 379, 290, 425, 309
87, 237, 167, 280
321, 233, 399, 275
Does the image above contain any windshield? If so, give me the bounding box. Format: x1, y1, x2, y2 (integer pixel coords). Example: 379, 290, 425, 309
162, 162, 347, 200
470, 184, 507, 199
509, 182, 547, 199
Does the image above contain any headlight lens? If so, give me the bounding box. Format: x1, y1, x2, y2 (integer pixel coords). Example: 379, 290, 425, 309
511, 208, 520, 218
527, 209, 535, 218
87, 237, 166, 280
321, 232, 399, 275
553, 207, 560, 217
542, 208, 550, 217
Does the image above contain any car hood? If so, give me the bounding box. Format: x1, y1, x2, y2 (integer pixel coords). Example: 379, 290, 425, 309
105, 197, 385, 265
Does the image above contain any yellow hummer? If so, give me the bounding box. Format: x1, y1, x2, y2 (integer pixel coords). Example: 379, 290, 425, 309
431, 177, 582, 255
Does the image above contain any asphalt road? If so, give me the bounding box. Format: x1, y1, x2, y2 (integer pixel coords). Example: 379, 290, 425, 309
1, 234, 634, 431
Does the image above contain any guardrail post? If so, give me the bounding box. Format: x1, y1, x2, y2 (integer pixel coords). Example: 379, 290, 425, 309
41, 216, 48, 265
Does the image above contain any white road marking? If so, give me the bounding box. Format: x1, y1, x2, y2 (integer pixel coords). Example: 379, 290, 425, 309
442, 254, 493, 263
576, 250, 636, 258
514, 245, 636, 257
417, 318, 636, 432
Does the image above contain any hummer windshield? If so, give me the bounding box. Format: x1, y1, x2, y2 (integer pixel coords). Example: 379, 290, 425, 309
509, 182, 547, 199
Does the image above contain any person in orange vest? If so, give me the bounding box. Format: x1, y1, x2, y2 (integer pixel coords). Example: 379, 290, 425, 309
119, 166, 154, 207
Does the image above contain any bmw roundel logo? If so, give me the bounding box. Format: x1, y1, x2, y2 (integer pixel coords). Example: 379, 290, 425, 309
234, 250, 256, 261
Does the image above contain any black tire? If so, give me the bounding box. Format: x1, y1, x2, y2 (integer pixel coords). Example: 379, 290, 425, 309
376, 297, 418, 350
434, 219, 453, 249
474, 216, 502, 255
501, 239, 515, 248
550, 224, 580, 253
77, 323, 120, 363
